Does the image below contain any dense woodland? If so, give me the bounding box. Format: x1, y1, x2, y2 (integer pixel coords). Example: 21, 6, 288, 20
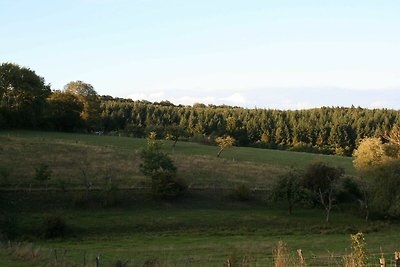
1, 62, 400, 156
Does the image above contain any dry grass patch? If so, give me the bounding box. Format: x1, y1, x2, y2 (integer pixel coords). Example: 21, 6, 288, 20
0, 137, 145, 188
0, 136, 287, 189
174, 154, 287, 188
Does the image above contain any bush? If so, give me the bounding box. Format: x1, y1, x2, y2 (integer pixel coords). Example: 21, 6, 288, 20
34, 164, 52, 190
140, 149, 177, 176
43, 215, 67, 238
140, 132, 187, 200
231, 184, 251, 201
151, 172, 187, 200
336, 176, 362, 203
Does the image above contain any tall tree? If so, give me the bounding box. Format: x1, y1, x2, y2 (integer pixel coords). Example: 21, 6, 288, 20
64, 81, 101, 131
353, 137, 400, 217
0, 63, 50, 127
303, 162, 344, 222
46, 91, 83, 131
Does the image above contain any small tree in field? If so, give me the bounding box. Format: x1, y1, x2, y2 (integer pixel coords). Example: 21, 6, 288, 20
272, 170, 304, 215
303, 162, 344, 222
140, 132, 186, 199
140, 132, 176, 176
215, 136, 235, 157
35, 164, 52, 191
165, 125, 186, 148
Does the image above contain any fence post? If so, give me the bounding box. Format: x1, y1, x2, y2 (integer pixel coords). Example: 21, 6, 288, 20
226, 257, 231, 267
297, 249, 305, 266
242, 256, 248, 267
380, 257, 386, 267
395, 252, 400, 267
95, 255, 100, 267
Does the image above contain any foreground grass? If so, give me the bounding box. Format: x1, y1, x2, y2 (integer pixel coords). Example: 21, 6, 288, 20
1, 191, 398, 266
2, 198, 399, 266
1, 204, 399, 267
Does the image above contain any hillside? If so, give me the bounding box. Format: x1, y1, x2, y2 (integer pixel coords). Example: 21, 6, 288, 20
0, 131, 355, 189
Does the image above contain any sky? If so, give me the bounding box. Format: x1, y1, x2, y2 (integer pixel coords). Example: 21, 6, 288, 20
1, 0, 400, 109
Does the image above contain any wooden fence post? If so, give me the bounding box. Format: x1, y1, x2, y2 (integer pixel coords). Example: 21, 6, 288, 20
395, 252, 400, 267
297, 249, 305, 266
242, 256, 248, 267
226, 257, 231, 267
380, 257, 386, 267
95, 255, 100, 267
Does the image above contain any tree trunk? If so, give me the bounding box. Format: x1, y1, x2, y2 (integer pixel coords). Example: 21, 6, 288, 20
325, 208, 330, 223
217, 148, 224, 157
172, 138, 178, 148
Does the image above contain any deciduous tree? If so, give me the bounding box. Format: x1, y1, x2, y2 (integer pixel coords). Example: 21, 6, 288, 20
64, 81, 101, 131
272, 170, 304, 215
215, 136, 235, 157
303, 162, 344, 222
46, 91, 83, 131
0, 63, 50, 127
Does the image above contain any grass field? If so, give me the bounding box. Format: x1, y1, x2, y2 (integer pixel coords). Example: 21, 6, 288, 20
0, 130, 355, 189
2, 191, 399, 266
2, 131, 395, 267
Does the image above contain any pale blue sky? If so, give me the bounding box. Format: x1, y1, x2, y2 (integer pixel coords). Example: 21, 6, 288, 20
1, 0, 400, 109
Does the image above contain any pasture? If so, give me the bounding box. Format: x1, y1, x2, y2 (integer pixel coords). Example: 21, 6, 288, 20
1, 131, 398, 267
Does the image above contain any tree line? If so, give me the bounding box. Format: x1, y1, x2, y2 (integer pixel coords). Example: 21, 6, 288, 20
1, 62, 399, 156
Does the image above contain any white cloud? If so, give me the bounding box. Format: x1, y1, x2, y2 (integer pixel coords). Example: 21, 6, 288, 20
370, 101, 387, 108
127, 91, 166, 102
149, 91, 165, 99
125, 87, 400, 109
220, 93, 247, 105
169, 96, 216, 106
126, 93, 147, 100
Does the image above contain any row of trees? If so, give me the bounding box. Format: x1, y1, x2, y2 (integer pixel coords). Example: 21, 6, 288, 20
0, 63, 101, 131
2, 62, 400, 156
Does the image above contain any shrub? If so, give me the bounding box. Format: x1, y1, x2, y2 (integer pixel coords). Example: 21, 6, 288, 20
140, 149, 177, 176
43, 215, 67, 238
273, 241, 289, 267
231, 184, 251, 201
140, 132, 186, 200
343, 232, 368, 267
336, 176, 362, 203
151, 172, 187, 200
34, 164, 52, 191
